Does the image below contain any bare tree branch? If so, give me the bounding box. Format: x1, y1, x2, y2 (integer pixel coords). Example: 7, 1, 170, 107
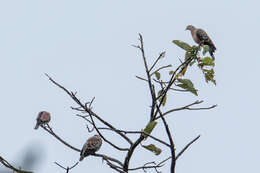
94, 154, 125, 173
137, 33, 157, 121
149, 51, 166, 72
54, 161, 79, 173
0, 156, 33, 173
176, 135, 201, 160
157, 135, 201, 167
41, 124, 81, 152
98, 128, 171, 147
151, 64, 172, 76
154, 100, 217, 120
135, 75, 148, 82
45, 73, 133, 147
156, 105, 176, 173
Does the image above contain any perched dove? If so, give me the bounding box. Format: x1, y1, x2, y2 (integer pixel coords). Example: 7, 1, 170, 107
186, 25, 216, 60
34, 111, 51, 130
79, 135, 102, 161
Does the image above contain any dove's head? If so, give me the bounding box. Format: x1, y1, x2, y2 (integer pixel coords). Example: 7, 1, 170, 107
186, 25, 195, 31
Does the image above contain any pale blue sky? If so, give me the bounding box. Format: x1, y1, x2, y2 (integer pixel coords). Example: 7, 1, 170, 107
0, 0, 259, 172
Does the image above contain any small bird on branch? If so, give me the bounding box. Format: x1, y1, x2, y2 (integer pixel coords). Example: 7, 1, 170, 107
186, 25, 216, 60
34, 111, 51, 129
79, 135, 102, 161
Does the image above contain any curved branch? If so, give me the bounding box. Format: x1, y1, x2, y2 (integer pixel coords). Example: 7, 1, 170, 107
41, 124, 81, 152
45, 73, 133, 146
93, 153, 124, 167
157, 100, 216, 119
0, 156, 33, 173
88, 110, 130, 151
176, 135, 200, 160
98, 128, 171, 148
156, 105, 176, 173
54, 161, 79, 173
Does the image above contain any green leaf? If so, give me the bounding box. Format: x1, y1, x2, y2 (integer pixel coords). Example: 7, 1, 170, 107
158, 90, 167, 106
169, 70, 174, 75
155, 72, 161, 80
143, 121, 157, 139
172, 40, 192, 51
198, 57, 215, 67
203, 69, 216, 85
177, 66, 187, 77
177, 78, 198, 96
142, 144, 162, 155
192, 45, 200, 52
189, 59, 196, 66
202, 45, 209, 55
185, 51, 192, 61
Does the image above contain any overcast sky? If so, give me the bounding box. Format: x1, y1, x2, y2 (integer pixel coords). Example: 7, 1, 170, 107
1, 0, 259, 173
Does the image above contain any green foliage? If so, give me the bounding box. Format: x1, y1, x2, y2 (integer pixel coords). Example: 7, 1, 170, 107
142, 144, 162, 155
198, 57, 215, 67
176, 78, 198, 96
177, 66, 187, 77
169, 70, 174, 75
172, 40, 192, 51
143, 121, 157, 139
158, 90, 167, 106
171, 40, 217, 91
185, 51, 192, 61
202, 45, 209, 55
192, 45, 200, 51
202, 69, 216, 85
154, 72, 161, 80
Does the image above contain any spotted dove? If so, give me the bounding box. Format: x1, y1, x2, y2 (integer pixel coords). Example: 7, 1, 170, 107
79, 135, 102, 161
34, 111, 51, 130
186, 25, 216, 60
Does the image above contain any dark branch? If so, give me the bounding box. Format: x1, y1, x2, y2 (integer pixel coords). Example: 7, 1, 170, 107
151, 64, 172, 76
155, 100, 217, 120
0, 156, 33, 173
41, 124, 81, 152
45, 73, 133, 147
136, 33, 156, 121
149, 51, 166, 72
156, 105, 176, 173
98, 128, 171, 147
176, 135, 201, 160
54, 162, 79, 173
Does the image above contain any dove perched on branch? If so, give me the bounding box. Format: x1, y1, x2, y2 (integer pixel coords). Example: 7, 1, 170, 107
186, 25, 216, 60
34, 111, 51, 129
79, 135, 102, 161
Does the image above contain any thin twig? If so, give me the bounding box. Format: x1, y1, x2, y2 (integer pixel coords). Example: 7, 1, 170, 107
136, 75, 148, 82
0, 156, 33, 173
151, 64, 172, 76
176, 135, 201, 160
41, 124, 81, 152
45, 73, 133, 147
154, 100, 217, 119
136, 33, 156, 121
98, 128, 170, 147
54, 162, 79, 173
87, 109, 130, 151
149, 51, 166, 73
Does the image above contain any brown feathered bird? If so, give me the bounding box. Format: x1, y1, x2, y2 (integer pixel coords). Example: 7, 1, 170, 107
186, 25, 216, 60
79, 135, 102, 161
34, 111, 51, 129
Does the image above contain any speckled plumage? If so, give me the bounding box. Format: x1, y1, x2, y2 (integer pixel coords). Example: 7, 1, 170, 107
34, 111, 51, 130
186, 25, 216, 60
79, 135, 102, 161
